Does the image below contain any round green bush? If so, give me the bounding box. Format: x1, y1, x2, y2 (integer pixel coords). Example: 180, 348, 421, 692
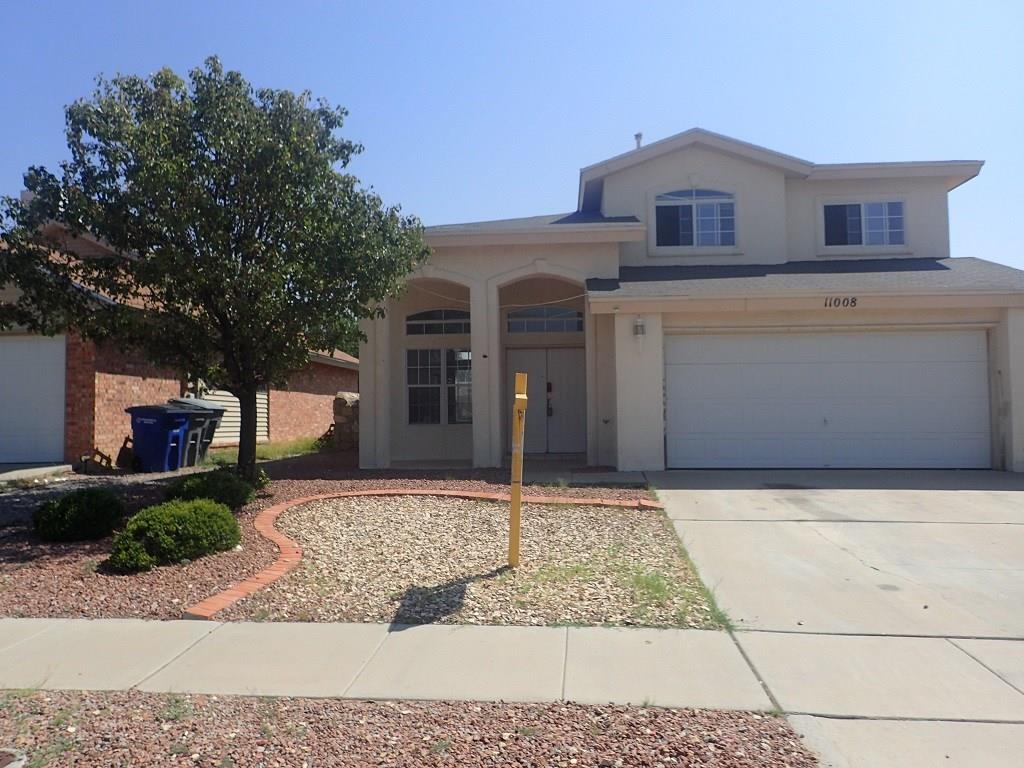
33, 488, 126, 542
107, 498, 241, 573
165, 470, 255, 510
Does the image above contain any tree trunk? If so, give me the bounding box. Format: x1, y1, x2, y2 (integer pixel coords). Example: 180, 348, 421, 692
236, 384, 259, 483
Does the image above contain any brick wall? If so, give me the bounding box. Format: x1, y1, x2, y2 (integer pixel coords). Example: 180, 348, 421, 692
61, 341, 356, 464
92, 342, 182, 461
269, 362, 358, 443
64, 334, 97, 462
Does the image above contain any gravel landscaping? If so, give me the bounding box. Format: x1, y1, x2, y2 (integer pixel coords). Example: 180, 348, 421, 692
0, 455, 653, 621
225, 494, 719, 628
0, 690, 818, 767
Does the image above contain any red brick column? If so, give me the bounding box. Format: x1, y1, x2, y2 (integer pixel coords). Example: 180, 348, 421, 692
64, 334, 97, 463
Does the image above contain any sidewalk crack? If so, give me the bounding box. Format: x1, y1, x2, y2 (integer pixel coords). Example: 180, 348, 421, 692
947, 638, 1024, 698
130, 622, 225, 691
729, 630, 782, 713
341, 626, 390, 697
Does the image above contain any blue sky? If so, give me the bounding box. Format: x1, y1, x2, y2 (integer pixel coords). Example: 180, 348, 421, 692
1, 1, 1021, 266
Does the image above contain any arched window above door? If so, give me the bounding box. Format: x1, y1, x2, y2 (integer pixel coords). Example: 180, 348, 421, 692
507, 306, 583, 333
406, 309, 471, 335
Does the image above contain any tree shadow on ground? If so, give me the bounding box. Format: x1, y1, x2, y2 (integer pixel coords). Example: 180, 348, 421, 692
388, 565, 511, 631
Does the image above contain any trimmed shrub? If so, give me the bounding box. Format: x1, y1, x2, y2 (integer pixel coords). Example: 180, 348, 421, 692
107, 499, 241, 573
216, 464, 271, 491
33, 488, 126, 542
165, 470, 255, 509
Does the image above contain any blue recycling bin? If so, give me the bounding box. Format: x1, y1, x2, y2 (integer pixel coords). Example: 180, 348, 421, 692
125, 404, 193, 472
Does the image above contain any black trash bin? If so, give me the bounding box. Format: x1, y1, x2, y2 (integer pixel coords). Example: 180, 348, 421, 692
125, 404, 194, 472
169, 397, 227, 465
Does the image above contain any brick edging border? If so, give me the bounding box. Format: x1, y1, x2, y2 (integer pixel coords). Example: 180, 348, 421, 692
183, 489, 662, 620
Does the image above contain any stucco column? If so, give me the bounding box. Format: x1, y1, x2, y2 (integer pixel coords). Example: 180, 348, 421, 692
613, 312, 665, 471
584, 303, 598, 466
470, 282, 494, 467
1000, 308, 1024, 471
486, 282, 503, 466
356, 317, 375, 468
358, 309, 390, 469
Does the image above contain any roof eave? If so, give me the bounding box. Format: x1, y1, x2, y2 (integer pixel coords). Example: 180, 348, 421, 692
587, 287, 1024, 310
424, 223, 645, 248
309, 351, 359, 371
808, 160, 984, 190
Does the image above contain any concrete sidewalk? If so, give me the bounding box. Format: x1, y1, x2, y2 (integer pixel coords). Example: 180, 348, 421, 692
0, 619, 768, 710
4, 618, 1024, 766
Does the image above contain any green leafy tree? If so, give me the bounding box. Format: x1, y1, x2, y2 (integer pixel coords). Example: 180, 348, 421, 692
1, 57, 427, 480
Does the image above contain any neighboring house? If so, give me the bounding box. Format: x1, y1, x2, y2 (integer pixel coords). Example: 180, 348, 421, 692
0, 306, 358, 464
359, 127, 1024, 472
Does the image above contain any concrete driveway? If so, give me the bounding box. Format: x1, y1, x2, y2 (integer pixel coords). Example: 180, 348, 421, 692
652, 470, 1024, 767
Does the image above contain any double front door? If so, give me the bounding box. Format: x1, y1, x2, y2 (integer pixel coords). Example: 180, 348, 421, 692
506, 347, 586, 454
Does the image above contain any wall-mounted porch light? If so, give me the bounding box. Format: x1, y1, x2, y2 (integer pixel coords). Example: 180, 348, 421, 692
633, 316, 646, 337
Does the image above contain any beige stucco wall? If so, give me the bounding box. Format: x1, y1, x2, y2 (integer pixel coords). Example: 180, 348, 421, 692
592, 313, 617, 467
359, 141, 1020, 472
597, 143, 952, 267
359, 242, 620, 469
385, 279, 473, 463
786, 177, 951, 261
600, 144, 789, 267
993, 308, 1024, 471
613, 311, 665, 470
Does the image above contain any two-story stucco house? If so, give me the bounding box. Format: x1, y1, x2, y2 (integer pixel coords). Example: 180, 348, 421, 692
359, 128, 1024, 472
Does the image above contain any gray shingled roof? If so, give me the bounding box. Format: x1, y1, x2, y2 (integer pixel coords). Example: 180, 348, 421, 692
586, 258, 1024, 298
425, 212, 640, 234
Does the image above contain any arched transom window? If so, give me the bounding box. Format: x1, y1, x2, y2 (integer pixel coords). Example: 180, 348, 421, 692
507, 306, 583, 333
406, 309, 470, 335
655, 188, 735, 247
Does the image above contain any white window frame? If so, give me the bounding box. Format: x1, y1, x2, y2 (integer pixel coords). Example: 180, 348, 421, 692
817, 196, 910, 257
648, 186, 740, 257
405, 346, 472, 426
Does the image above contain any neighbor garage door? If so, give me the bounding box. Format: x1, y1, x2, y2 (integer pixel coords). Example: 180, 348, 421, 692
665, 330, 990, 469
0, 334, 66, 462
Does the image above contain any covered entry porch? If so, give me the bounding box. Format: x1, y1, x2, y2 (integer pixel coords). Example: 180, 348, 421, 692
358, 266, 618, 469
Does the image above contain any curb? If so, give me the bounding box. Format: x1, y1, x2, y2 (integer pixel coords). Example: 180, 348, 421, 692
183, 489, 661, 620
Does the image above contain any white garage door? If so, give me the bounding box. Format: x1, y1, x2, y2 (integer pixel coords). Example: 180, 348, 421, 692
0, 334, 66, 463
665, 330, 991, 469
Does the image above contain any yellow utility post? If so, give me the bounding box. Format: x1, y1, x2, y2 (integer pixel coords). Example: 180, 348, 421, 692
508, 371, 528, 567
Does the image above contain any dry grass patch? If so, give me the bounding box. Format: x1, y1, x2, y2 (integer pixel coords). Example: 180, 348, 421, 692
225, 495, 725, 628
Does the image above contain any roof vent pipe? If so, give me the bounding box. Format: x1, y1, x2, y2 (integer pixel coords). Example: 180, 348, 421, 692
634, 132, 643, 149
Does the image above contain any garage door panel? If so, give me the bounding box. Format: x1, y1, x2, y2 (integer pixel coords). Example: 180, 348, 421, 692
0, 335, 65, 462
665, 331, 991, 469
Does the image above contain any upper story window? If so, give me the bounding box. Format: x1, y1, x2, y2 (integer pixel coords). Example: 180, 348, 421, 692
406, 309, 470, 335
655, 189, 735, 247
507, 306, 583, 333
824, 202, 904, 246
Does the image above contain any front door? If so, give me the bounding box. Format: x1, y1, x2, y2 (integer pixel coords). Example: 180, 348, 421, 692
507, 348, 586, 454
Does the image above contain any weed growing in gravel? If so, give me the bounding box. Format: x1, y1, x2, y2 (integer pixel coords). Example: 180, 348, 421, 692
530, 562, 595, 584
516, 726, 539, 738
26, 737, 73, 768
50, 706, 77, 729
431, 738, 453, 754
630, 568, 671, 606
159, 695, 193, 722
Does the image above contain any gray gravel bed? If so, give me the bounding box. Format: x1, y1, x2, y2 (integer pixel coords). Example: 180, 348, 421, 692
226, 495, 718, 628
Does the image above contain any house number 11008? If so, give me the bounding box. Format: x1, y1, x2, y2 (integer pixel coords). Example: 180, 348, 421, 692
824, 296, 858, 308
